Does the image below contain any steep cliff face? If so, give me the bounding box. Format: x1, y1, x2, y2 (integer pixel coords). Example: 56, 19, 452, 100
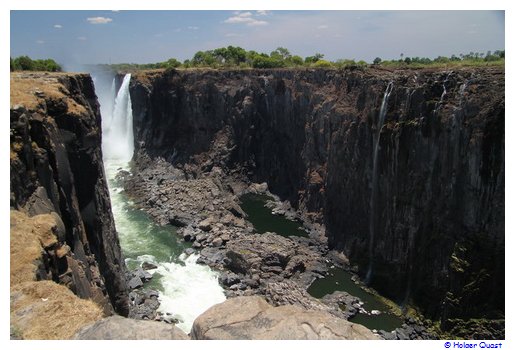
10, 72, 129, 316
129, 67, 504, 325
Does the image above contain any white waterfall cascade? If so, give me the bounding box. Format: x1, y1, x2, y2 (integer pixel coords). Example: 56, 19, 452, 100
366, 82, 394, 284
102, 74, 134, 162
97, 73, 226, 333
433, 72, 452, 116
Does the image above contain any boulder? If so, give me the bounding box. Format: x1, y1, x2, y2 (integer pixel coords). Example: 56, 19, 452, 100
128, 276, 143, 290
134, 267, 152, 282
191, 296, 378, 340
74, 315, 189, 340
211, 237, 223, 247
141, 261, 158, 270
219, 272, 241, 286
198, 217, 213, 232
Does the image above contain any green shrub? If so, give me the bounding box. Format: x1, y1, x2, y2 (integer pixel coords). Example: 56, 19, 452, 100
313, 59, 333, 68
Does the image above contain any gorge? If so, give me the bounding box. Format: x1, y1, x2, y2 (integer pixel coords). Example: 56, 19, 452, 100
127, 66, 504, 338
9, 65, 505, 340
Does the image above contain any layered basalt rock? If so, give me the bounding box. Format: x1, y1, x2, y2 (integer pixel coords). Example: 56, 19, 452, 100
10, 72, 129, 316
129, 67, 504, 330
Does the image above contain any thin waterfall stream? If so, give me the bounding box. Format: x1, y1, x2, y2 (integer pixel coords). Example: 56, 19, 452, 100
366, 82, 394, 283
96, 73, 226, 333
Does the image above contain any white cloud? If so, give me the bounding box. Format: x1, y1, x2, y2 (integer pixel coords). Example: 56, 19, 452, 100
224, 16, 252, 24
247, 20, 268, 27
36, 40, 45, 44
77, 36, 87, 41
317, 25, 329, 29
53, 24, 62, 29
256, 10, 269, 16
188, 26, 199, 30
223, 12, 269, 26
225, 33, 243, 37
87, 17, 112, 24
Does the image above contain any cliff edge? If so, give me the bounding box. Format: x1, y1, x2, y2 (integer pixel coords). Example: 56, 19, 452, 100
10, 72, 129, 338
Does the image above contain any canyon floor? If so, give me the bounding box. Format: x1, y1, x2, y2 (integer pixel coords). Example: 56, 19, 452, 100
119, 147, 438, 340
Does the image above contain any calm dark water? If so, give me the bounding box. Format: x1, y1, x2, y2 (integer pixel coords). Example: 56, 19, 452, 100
308, 266, 403, 331
240, 192, 402, 332
239, 193, 308, 237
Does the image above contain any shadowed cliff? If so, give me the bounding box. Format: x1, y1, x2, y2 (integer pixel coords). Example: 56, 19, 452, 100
129, 67, 504, 332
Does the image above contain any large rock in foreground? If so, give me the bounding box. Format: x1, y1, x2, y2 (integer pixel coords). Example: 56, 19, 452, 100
74, 316, 189, 340
191, 296, 378, 340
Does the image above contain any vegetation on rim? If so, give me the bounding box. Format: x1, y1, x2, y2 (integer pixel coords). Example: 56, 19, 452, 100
11, 47, 504, 73
96, 46, 504, 72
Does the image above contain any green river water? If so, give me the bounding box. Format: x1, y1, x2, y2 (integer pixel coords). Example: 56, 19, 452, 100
240, 192, 403, 332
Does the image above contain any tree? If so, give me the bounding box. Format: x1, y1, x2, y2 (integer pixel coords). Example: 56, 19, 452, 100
38, 59, 61, 72
163, 58, 181, 69
14, 56, 34, 70
305, 53, 324, 64
226, 46, 246, 65
270, 47, 291, 61
373, 57, 382, 65
192, 50, 217, 67
10, 56, 62, 72
251, 55, 285, 68
289, 55, 304, 66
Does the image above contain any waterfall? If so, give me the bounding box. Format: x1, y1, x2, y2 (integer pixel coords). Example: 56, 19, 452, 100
93, 73, 225, 333
433, 72, 452, 116
366, 82, 394, 284
102, 74, 134, 163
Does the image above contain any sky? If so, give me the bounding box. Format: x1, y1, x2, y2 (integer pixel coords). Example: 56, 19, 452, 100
10, 10, 505, 67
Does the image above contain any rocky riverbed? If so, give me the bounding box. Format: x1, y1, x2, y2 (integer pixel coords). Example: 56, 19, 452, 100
119, 149, 437, 339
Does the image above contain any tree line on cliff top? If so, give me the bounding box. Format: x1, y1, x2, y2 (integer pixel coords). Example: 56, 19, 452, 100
10, 56, 62, 72
11, 47, 504, 73
99, 47, 506, 72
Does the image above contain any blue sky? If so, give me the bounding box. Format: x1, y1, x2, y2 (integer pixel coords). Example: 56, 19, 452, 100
10, 10, 505, 67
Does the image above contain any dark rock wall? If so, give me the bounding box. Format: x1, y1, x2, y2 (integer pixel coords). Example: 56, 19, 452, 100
129, 68, 504, 323
10, 74, 129, 316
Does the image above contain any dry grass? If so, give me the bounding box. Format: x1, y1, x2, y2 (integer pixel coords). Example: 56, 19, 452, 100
10, 72, 87, 115
10, 210, 46, 286
10, 210, 103, 339
11, 281, 103, 339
